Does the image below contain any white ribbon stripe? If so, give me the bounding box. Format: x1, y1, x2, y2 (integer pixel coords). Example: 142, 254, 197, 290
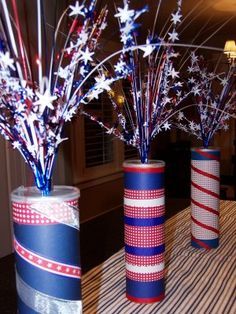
126, 262, 165, 274
16, 271, 82, 314
124, 197, 165, 207
30, 201, 80, 230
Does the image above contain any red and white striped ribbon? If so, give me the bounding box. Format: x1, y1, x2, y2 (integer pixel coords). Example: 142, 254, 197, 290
191, 159, 220, 240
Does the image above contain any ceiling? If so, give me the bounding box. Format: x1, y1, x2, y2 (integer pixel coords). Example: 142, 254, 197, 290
209, 0, 236, 12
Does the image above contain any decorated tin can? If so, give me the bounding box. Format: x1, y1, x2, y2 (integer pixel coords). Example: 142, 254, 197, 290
11, 185, 82, 313
123, 160, 165, 303
191, 148, 220, 249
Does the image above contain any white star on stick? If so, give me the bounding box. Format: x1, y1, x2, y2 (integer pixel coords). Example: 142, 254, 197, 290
169, 68, 179, 79
0, 51, 15, 70
69, 1, 85, 16
163, 121, 171, 130
168, 31, 179, 42
177, 111, 184, 121
54, 66, 69, 79
115, 4, 134, 23
220, 77, 228, 86
77, 30, 88, 45
87, 88, 103, 100
189, 121, 196, 130
35, 89, 57, 114
79, 47, 94, 65
94, 74, 112, 91
192, 85, 201, 96
12, 141, 21, 149
171, 11, 182, 24
114, 60, 126, 73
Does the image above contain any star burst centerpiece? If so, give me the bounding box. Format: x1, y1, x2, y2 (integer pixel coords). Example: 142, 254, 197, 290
81, 0, 194, 163
175, 51, 236, 148
0, 0, 125, 194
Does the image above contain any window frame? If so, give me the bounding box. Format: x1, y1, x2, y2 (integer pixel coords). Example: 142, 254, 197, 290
68, 115, 124, 186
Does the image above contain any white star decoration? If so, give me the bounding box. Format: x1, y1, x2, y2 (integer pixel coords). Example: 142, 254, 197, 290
115, 4, 134, 23
169, 67, 179, 79
77, 30, 88, 45
54, 66, 69, 79
79, 47, 94, 65
69, 1, 85, 17
94, 74, 113, 91
163, 121, 171, 131
171, 11, 182, 24
177, 111, 184, 121
0, 51, 15, 70
12, 141, 21, 149
87, 88, 103, 100
220, 77, 228, 86
34, 90, 57, 114
168, 31, 179, 42
114, 60, 126, 73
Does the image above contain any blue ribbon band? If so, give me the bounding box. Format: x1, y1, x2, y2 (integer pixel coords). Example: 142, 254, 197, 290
191, 149, 220, 161
191, 236, 219, 249
124, 216, 165, 226
124, 172, 164, 190
125, 244, 165, 256
126, 277, 165, 299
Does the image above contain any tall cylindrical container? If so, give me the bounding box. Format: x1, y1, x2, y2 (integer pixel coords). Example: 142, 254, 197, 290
123, 160, 165, 303
11, 186, 82, 313
191, 148, 220, 249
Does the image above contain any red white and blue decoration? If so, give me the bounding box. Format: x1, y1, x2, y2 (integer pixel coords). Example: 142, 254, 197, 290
191, 148, 220, 249
11, 186, 81, 313
124, 161, 165, 303
82, 0, 194, 163
173, 51, 235, 250
175, 52, 236, 148
0, 0, 126, 195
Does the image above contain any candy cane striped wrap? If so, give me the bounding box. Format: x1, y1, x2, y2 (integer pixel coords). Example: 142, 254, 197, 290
11, 186, 82, 314
123, 160, 165, 303
191, 148, 220, 249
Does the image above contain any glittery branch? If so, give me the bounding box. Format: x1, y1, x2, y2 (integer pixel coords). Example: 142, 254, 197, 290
173, 52, 236, 148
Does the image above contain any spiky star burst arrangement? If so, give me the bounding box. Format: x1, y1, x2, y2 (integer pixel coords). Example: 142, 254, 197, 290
82, 0, 194, 163
175, 52, 236, 148
0, 0, 127, 194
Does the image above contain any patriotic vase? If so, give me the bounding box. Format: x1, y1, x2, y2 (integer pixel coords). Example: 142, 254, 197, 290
123, 160, 165, 303
11, 185, 82, 314
191, 148, 220, 249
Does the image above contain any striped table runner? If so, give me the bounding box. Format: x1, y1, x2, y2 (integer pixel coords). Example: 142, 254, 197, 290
82, 201, 236, 314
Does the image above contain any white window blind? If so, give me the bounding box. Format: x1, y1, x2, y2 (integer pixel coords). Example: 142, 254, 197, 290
84, 93, 114, 168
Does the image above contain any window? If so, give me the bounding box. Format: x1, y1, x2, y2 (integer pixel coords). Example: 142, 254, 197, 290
67, 77, 142, 185
68, 94, 123, 185
84, 93, 114, 168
